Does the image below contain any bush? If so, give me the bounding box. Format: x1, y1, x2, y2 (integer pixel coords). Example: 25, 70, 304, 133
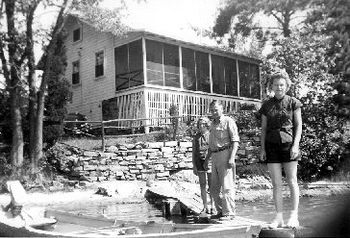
299, 91, 350, 181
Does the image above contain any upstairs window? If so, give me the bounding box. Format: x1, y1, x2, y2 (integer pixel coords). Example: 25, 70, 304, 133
73, 27, 81, 42
95, 51, 104, 78
72, 61, 80, 85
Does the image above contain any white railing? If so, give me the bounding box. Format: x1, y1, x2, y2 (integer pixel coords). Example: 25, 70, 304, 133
103, 86, 261, 130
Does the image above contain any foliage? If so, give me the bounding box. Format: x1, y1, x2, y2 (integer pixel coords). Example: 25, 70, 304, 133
263, 29, 335, 98
0, 90, 11, 144
231, 110, 259, 134
306, 0, 350, 118
213, 0, 310, 50
169, 104, 179, 141
70, 3, 130, 36
299, 89, 349, 181
43, 30, 72, 146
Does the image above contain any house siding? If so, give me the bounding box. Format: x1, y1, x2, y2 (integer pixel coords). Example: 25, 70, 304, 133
64, 19, 116, 121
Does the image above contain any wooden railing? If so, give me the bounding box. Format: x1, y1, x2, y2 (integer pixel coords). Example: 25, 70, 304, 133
64, 114, 198, 151
102, 86, 261, 131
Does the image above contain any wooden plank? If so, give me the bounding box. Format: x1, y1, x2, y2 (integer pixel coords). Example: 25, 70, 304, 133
146, 186, 203, 215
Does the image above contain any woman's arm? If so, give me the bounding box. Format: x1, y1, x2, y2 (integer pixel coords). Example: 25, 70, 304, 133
291, 108, 302, 159
260, 115, 267, 161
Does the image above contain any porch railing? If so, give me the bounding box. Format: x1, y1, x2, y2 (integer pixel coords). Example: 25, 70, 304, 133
102, 86, 261, 132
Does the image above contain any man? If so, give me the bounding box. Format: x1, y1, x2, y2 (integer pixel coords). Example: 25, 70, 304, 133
204, 100, 239, 221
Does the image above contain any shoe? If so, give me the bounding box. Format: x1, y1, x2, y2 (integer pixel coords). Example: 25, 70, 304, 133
198, 208, 210, 218
219, 215, 235, 221
211, 212, 223, 219
286, 216, 299, 228
267, 218, 284, 229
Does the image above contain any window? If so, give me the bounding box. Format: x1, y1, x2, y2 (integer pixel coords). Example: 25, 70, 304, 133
182, 48, 196, 91
238, 61, 260, 99
95, 51, 104, 78
73, 28, 81, 42
164, 44, 180, 87
211, 55, 225, 95
146, 40, 164, 86
224, 58, 238, 96
195, 52, 210, 93
128, 40, 144, 87
146, 40, 180, 88
72, 61, 80, 85
115, 39, 143, 91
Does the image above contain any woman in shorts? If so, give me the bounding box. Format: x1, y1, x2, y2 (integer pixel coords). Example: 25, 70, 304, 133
259, 71, 302, 228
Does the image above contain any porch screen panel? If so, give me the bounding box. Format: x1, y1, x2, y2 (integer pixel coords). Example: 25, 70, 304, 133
115, 44, 129, 90
239, 61, 260, 99
164, 43, 180, 88
249, 64, 260, 99
129, 39, 143, 87
224, 58, 238, 96
211, 55, 225, 95
146, 40, 163, 86
182, 48, 196, 91
195, 52, 210, 93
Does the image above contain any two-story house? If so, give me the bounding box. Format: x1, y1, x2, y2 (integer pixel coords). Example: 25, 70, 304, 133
63, 14, 261, 132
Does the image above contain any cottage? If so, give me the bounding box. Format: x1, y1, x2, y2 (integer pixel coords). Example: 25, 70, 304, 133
63, 14, 261, 132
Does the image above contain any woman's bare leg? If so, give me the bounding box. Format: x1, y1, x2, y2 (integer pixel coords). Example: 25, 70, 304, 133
283, 161, 299, 227
267, 163, 284, 228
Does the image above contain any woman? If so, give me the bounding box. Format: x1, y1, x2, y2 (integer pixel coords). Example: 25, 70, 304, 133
192, 117, 213, 217
259, 71, 302, 228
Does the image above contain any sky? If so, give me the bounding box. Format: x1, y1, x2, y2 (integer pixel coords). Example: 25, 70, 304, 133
0, 0, 224, 89
99, 0, 223, 45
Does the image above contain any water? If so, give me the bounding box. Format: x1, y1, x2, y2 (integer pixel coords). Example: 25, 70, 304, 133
52, 194, 350, 229
237, 195, 350, 228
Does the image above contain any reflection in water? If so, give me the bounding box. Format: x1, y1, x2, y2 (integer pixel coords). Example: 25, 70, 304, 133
52, 194, 350, 230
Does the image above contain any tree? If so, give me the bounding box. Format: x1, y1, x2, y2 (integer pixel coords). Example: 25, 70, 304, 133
0, 0, 129, 175
213, 0, 310, 51
306, 0, 350, 117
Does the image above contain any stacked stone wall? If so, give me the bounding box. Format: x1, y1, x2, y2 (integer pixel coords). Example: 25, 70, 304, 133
61, 132, 261, 181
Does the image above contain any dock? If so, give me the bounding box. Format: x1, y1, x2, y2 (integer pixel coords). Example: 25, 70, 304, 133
145, 184, 264, 237
145, 184, 315, 238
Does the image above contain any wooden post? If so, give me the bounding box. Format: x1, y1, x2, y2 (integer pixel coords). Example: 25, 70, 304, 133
101, 120, 105, 152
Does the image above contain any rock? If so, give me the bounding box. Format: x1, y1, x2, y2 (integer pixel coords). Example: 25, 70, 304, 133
96, 185, 117, 197
106, 146, 118, 153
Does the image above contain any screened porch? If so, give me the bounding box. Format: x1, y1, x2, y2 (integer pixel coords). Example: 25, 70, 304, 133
102, 32, 261, 130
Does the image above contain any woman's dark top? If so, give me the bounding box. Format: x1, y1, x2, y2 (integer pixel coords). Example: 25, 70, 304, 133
192, 132, 210, 172
259, 95, 302, 144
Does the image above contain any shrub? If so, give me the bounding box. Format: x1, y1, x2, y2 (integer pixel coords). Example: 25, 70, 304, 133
299, 88, 350, 181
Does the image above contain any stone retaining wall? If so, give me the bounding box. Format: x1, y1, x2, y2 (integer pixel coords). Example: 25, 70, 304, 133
61, 131, 261, 182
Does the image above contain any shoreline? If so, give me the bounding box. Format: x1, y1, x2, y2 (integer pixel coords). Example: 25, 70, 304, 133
0, 179, 349, 208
